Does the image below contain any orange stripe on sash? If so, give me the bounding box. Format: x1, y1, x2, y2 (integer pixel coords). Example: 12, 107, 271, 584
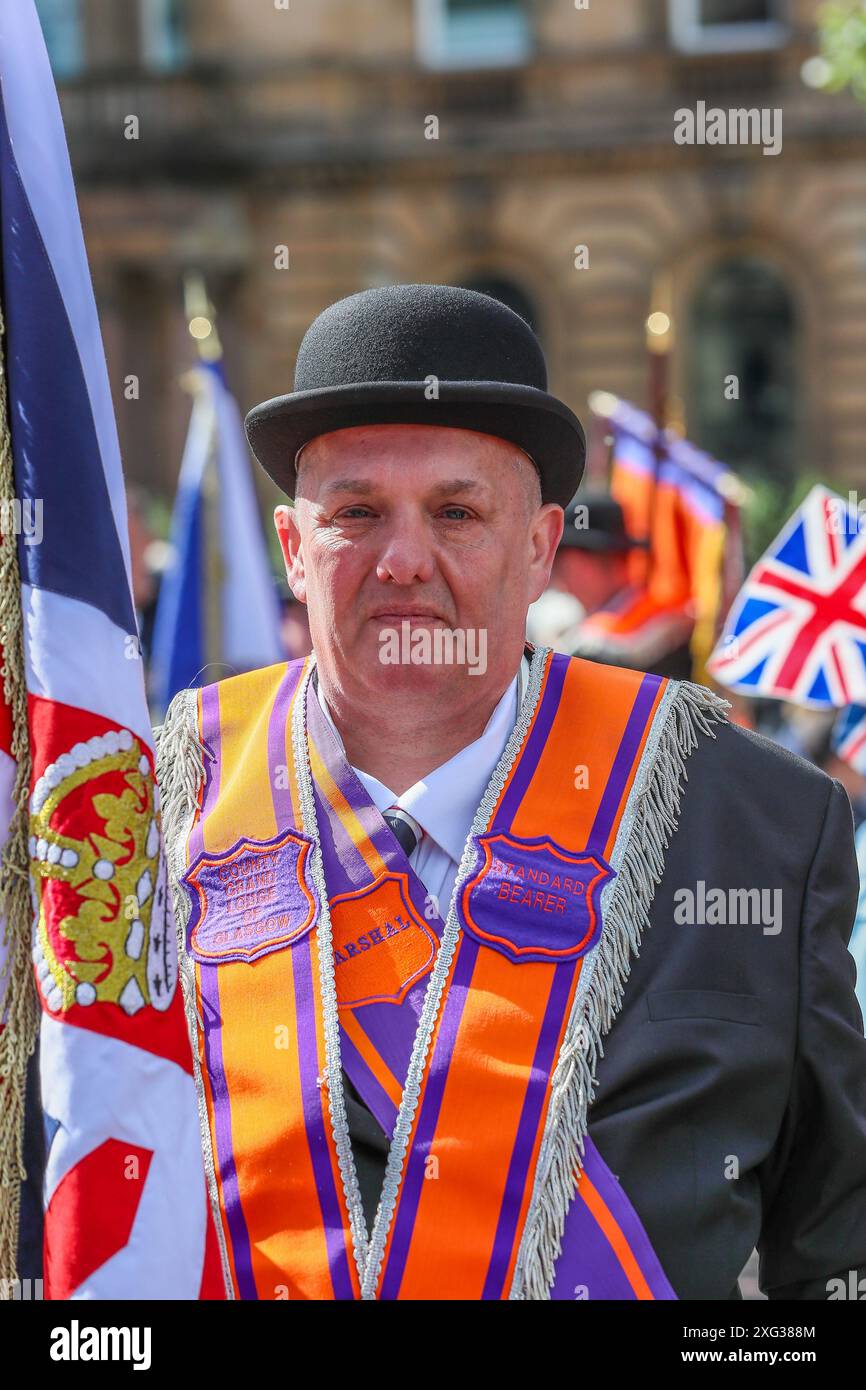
309, 733, 385, 879
188, 691, 242, 1298
395, 946, 564, 1297
509, 657, 647, 842
202, 664, 286, 853
193, 662, 357, 1299
498, 954, 585, 1295
577, 1171, 655, 1300
601, 677, 666, 860
193, 925, 242, 1297
340, 1010, 403, 1112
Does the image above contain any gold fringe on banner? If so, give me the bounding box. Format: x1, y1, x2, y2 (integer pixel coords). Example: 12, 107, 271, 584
0, 298, 38, 1296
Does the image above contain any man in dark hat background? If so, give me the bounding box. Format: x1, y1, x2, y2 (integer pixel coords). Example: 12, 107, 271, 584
529, 490, 693, 679
156, 283, 866, 1301
527, 491, 644, 655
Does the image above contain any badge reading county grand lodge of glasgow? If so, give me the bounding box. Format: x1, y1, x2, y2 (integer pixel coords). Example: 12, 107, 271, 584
182, 827, 318, 965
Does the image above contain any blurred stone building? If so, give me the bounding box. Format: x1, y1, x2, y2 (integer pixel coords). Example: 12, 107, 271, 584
40, 0, 866, 500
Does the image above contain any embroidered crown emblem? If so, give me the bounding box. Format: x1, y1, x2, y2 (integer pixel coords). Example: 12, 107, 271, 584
29, 728, 176, 1016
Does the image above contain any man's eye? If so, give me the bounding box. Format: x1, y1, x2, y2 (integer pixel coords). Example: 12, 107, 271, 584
440, 506, 471, 520
337, 506, 373, 519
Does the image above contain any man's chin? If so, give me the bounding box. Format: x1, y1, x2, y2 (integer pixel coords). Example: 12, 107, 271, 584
357, 638, 491, 692
365, 658, 474, 694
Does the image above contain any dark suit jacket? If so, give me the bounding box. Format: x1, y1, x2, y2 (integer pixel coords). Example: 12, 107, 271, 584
345, 719, 866, 1300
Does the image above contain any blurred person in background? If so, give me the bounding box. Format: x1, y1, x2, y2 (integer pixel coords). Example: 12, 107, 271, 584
126, 484, 161, 663
526, 490, 644, 652
277, 578, 313, 660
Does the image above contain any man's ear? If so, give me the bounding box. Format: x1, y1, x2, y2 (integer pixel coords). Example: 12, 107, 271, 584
274, 505, 307, 604
528, 503, 564, 605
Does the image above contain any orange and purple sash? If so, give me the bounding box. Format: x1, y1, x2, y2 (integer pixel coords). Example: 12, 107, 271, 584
174, 649, 678, 1299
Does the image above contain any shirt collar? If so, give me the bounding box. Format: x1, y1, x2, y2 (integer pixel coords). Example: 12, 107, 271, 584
315, 656, 528, 864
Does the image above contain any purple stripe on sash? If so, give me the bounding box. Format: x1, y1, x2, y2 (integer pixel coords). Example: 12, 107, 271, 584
549, 1135, 676, 1300
311, 781, 428, 1125
340, 1030, 398, 1137
480, 961, 576, 1299
494, 651, 566, 830
305, 677, 444, 1132
586, 673, 662, 853
192, 682, 258, 1301
267, 662, 356, 1302
340, 1000, 418, 1131
290, 935, 357, 1301
306, 686, 418, 877
378, 939, 479, 1300
266, 660, 306, 828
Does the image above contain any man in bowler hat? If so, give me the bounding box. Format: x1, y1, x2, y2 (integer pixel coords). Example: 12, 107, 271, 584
158, 283, 866, 1300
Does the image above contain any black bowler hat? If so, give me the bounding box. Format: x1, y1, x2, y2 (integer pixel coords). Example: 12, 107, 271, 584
244, 283, 586, 507
559, 490, 649, 552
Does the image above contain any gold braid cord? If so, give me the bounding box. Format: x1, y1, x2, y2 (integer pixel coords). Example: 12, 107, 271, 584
0, 298, 38, 1294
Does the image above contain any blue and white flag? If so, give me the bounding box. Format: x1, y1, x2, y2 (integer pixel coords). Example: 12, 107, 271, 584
150, 360, 283, 715
0, 0, 213, 1297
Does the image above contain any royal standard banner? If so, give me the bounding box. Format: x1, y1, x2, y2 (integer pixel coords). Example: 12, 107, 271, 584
0, 0, 222, 1297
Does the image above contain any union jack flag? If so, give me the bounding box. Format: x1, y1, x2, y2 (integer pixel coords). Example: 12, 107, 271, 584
708, 485, 866, 709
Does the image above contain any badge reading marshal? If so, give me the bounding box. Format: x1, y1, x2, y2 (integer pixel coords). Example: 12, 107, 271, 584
183, 828, 318, 965
329, 871, 438, 1009
458, 831, 613, 965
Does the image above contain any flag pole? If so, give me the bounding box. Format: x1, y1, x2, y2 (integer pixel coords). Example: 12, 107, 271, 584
0, 297, 39, 1293
183, 271, 222, 364
182, 272, 224, 679
645, 273, 674, 590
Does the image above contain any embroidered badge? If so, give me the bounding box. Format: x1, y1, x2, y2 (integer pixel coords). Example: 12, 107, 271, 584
458, 831, 614, 965
183, 828, 318, 965
329, 871, 438, 1009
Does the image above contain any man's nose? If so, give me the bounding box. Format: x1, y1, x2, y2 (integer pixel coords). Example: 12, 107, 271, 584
375, 511, 436, 586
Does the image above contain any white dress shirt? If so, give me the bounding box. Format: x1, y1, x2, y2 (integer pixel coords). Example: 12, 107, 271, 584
316, 657, 529, 920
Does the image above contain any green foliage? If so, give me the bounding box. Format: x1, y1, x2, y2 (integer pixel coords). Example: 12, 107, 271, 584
741, 471, 827, 568
817, 1, 866, 102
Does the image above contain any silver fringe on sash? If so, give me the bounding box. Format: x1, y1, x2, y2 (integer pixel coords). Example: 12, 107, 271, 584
508, 678, 729, 1299
153, 688, 235, 1299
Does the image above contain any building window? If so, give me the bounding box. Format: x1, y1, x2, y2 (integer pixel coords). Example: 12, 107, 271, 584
416, 0, 531, 70
140, 0, 188, 71
686, 257, 797, 482
35, 0, 84, 79
668, 0, 787, 53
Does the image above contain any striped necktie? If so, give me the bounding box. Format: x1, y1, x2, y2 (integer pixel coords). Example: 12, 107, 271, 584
382, 806, 422, 859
